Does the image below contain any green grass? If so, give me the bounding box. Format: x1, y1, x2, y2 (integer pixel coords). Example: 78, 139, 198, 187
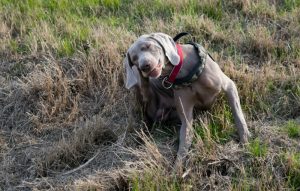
130, 172, 182, 191
9, 62, 27, 77
247, 138, 268, 158
284, 120, 300, 138
195, 119, 235, 145
280, 0, 300, 11
58, 38, 75, 56
201, 1, 223, 21
284, 152, 300, 190
194, 101, 236, 144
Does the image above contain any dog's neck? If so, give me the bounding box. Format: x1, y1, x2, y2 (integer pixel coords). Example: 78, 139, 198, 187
161, 44, 200, 79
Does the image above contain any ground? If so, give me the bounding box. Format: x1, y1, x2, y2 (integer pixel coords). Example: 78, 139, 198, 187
0, 0, 300, 190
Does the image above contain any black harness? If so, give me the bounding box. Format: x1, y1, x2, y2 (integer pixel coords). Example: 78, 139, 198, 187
169, 32, 208, 88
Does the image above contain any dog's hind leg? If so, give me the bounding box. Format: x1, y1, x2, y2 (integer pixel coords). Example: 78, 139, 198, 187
221, 74, 251, 143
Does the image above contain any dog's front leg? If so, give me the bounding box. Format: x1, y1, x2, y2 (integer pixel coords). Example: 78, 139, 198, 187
174, 91, 194, 165
137, 70, 152, 103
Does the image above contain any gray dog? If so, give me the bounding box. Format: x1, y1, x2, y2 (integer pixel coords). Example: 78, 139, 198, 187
124, 33, 250, 163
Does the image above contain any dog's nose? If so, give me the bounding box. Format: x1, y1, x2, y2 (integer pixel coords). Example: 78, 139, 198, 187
140, 63, 151, 72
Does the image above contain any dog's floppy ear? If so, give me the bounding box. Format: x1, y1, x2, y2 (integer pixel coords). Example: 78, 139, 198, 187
149, 33, 180, 66
124, 53, 138, 89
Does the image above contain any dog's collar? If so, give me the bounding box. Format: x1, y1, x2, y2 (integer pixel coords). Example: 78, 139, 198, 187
161, 42, 207, 89
161, 44, 183, 89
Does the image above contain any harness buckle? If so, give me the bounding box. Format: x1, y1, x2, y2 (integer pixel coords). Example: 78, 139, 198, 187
162, 77, 173, 89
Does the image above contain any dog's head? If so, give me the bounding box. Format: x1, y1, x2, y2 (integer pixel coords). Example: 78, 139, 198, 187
124, 33, 180, 89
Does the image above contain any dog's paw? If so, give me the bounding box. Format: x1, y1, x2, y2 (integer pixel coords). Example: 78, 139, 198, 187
173, 157, 183, 173
240, 129, 251, 144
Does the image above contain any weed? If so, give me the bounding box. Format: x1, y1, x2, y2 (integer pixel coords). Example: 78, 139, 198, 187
58, 38, 74, 56
279, 0, 300, 11
100, 0, 120, 10
195, 108, 235, 145
284, 152, 300, 190
247, 138, 268, 158
129, 171, 182, 191
201, 1, 223, 21
9, 62, 27, 77
284, 120, 300, 138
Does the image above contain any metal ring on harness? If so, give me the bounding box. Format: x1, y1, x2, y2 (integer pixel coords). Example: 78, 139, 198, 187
162, 77, 173, 89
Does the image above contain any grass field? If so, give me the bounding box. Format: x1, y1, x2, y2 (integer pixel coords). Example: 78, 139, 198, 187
0, 0, 300, 190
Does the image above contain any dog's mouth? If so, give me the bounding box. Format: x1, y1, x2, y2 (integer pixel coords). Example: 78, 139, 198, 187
148, 60, 163, 78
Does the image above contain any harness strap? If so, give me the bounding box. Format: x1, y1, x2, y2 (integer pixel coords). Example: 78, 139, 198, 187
174, 42, 202, 85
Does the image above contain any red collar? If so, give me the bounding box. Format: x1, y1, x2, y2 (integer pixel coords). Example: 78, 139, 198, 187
162, 44, 184, 89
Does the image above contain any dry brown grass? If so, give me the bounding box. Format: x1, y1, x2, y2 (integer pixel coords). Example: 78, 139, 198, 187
0, 0, 300, 190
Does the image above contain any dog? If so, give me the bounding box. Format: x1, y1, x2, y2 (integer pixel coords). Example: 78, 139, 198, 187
124, 33, 251, 163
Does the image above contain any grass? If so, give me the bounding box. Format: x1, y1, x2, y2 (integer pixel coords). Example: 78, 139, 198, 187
284, 120, 300, 138
0, 0, 299, 190
130, 171, 182, 191
194, 107, 235, 145
247, 138, 268, 158
284, 152, 300, 190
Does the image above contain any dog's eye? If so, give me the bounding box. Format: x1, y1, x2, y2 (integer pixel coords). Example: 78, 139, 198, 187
141, 42, 152, 51
145, 43, 151, 49
131, 55, 138, 62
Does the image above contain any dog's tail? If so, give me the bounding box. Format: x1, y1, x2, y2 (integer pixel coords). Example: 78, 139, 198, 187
173, 32, 215, 62
173, 32, 190, 42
